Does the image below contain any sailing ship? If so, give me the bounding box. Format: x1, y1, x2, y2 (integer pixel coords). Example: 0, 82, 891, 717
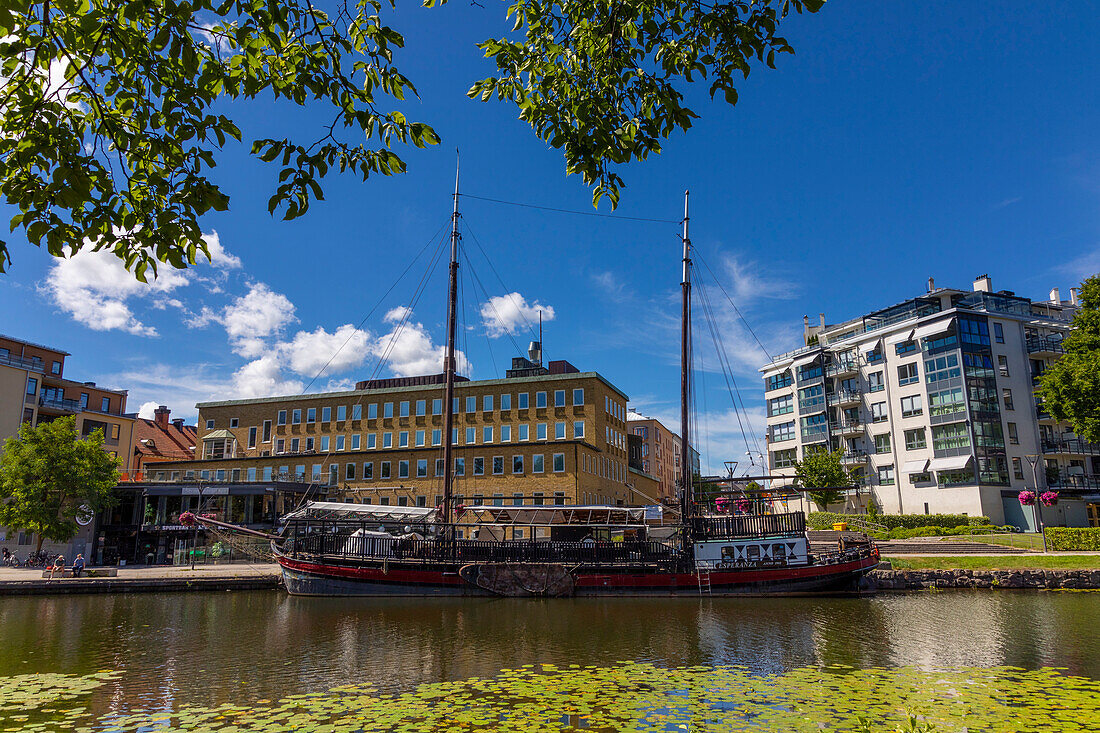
202, 169, 880, 596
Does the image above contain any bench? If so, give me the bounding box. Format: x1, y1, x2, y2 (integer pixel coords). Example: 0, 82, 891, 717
40, 567, 119, 579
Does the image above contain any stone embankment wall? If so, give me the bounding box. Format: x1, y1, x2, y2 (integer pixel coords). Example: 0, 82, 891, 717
870, 568, 1100, 591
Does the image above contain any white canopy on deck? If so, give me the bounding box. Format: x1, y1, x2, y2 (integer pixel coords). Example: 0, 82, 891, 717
282, 501, 439, 523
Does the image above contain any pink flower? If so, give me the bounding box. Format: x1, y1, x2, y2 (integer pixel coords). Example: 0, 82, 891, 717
179, 511, 197, 526
1040, 491, 1059, 507
1018, 491, 1036, 506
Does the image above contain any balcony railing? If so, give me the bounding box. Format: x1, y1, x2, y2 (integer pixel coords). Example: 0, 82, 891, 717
825, 359, 859, 377
834, 418, 863, 433
1026, 337, 1065, 355
38, 395, 82, 412
1047, 474, 1100, 491
0, 353, 45, 372
1043, 439, 1100, 456
840, 450, 869, 464
827, 389, 861, 406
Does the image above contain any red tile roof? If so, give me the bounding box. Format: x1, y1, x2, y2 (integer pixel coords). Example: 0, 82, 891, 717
132, 412, 197, 468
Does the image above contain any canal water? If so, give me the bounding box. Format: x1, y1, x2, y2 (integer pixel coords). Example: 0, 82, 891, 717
1, 591, 1098, 730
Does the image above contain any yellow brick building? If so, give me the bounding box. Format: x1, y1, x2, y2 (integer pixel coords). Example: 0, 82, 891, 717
159, 360, 661, 508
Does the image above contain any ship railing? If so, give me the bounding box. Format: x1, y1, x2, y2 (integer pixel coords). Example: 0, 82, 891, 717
285, 533, 683, 568
690, 511, 806, 541
812, 544, 877, 566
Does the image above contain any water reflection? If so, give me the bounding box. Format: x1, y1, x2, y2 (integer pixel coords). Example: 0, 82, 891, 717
0, 591, 1097, 711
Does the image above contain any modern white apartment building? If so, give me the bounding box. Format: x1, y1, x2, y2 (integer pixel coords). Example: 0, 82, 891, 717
760, 276, 1095, 528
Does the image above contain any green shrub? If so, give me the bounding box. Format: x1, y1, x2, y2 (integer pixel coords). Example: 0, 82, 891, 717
806, 512, 991, 531
1045, 527, 1100, 552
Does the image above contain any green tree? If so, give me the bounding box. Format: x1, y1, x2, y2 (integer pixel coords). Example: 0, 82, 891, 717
0, 416, 120, 554
1, 0, 821, 276
1039, 274, 1100, 442
793, 449, 853, 510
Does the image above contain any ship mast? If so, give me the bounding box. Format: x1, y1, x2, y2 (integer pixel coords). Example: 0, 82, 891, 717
679, 191, 693, 529
441, 153, 460, 533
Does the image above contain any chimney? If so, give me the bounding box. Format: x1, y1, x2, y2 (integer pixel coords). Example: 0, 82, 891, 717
1050, 287, 1061, 304
172, 418, 185, 430
1070, 287, 1080, 306
819, 313, 826, 328
154, 405, 170, 429
973, 274, 992, 293
802, 315, 810, 327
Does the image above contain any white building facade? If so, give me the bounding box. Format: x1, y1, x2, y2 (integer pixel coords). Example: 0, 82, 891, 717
760, 276, 1095, 528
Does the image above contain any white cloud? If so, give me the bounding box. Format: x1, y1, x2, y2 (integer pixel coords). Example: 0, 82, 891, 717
232, 355, 304, 398
280, 324, 369, 377
384, 306, 412, 324
480, 292, 555, 338
720, 253, 797, 303
1056, 246, 1100, 285
591, 271, 632, 302
44, 247, 191, 336
201, 230, 242, 269
372, 315, 471, 378
218, 283, 298, 357
137, 401, 160, 420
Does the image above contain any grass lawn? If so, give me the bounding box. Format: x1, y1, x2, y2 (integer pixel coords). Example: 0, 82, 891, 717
883, 555, 1100, 571
943, 533, 1048, 551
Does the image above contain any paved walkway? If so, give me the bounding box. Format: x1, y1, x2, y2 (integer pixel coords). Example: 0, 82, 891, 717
0, 562, 280, 582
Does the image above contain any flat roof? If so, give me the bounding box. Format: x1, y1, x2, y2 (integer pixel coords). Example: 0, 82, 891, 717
196, 370, 629, 408
0, 333, 70, 356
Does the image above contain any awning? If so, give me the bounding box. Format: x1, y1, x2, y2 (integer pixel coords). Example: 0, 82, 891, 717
901, 459, 929, 474
790, 351, 823, 369
461, 505, 647, 526
928, 454, 973, 472
913, 319, 953, 342
143, 484, 277, 496
885, 328, 915, 346
201, 429, 235, 440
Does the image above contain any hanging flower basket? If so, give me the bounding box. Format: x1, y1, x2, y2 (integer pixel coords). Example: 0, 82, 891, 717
179, 511, 197, 526
714, 497, 730, 514
1017, 491, 1036, 506
1040, 491, 1059, 507
735, 499, 752, 514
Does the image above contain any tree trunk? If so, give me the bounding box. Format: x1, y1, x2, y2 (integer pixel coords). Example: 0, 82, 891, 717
35, 531, 44, 554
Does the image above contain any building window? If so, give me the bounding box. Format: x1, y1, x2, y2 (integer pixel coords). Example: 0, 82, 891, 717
573, 421, 585, 439
766, 371, 793, 391
489, 456, 503, 475
500, 394, 512, 410
383, 432, 393, 448
415, 429, 425, 447
771, 448, 796, 468
380, 461, 391, 479
465, 396, 476, 413
473, 457, 485, 476
482, 394, 493, 412
398, 401, 409, 418
50, 360, 61, 375
768, 394, 793, 417
532, 454, 545, 473
518, 424, 529, 441
997, 354, 1009, 377
554, 390, 566, 407
206, 419, 215, 429
465, 427, 476, 444
929, 387, 966, 418
351, 434, 361, 450
1012, 457, 1024, 480
910, 471, 931, 484
993, 322, 1005, 343
101, 397, 111, 412
770, 421, 795, 442
874, 434, 892, 454
900, 395, 923, 418
897, 363, 919, 386
364, 462, 373, 479
532, 391, 545, 408
322, 407, 331, 422
336, 405, 346, 421
368, 403, 378, 419
79, 392, 88, 408
276, 438, 286, 453
1003, 388, 1014, 410
553, 453, 565, 472
572, 388, 584, 406
305, 408, 315, 423
435, 458, 445, 477
513, 455, 524, 474
384, 402, 394, 418
367, 434, 377, 449
1007, 422, 1019, 445
877, 466, 895, 486
432, 429, 441, 446
895, 340, 916, 356
320, 436, 330, 452
291, 409, 301, 424
904, 428, 926, 450
925, 353, 961, 384
305, 437, 314, 452
871, 402, 887, 423
555, 422, 566, 439
336, 435, 345, 451
431, 399, 442, 415
262, 420, 272, 442
399, 431, 409, 448
868, 371, 884, 392
454, 457, 465, 476
352, 405, 362, 420
932, 423, 970, 451
499, 425, 511, 442
416, 459, 428, 478
395, 460, 407, 479
483, 426, 493, 443
534, 423, 546, 441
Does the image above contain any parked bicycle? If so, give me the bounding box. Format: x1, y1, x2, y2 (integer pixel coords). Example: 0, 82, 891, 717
23, 550, 50, 568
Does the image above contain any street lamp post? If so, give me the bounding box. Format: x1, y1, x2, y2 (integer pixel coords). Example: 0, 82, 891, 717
190, 482, 205, 570
1024, 454, 1048, 552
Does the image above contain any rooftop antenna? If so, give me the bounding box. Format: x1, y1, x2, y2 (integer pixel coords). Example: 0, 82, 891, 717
539, 310, 543, 365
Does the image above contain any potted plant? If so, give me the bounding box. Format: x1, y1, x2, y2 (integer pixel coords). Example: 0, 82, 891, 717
1040, 491, 1059, 507
735, 499, 752, 514
714, 497, 730, 514
1017, 490, 1036, 506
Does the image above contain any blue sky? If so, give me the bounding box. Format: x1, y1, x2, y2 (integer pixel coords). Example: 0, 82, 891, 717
2, 2, 1098, 474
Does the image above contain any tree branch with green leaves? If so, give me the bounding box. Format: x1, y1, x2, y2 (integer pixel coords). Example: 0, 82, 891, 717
1039, 273, 1100, 443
